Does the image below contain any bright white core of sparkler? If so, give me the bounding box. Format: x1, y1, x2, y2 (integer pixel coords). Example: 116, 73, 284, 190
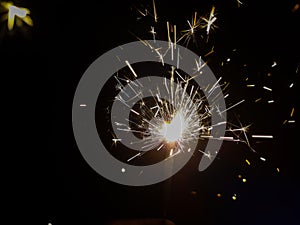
158, 111, 188, 143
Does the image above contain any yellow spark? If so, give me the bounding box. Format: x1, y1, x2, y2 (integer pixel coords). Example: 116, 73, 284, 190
1, 2, 33, 31
201, 6, 217, 39
245, 159, 250, 165
290, 108, 295, 117
255, 98, 262, 102
242, 178, 247, 183
237, 0, 243, 7
152, 0, 158, 22
238, 174, 242, 179
217, 193, 222, 198
276, 167, 280, 173
177, 12, 200, 44
167, 21, 171, 46
232, 194, 237, 200
204, 46, 215, 57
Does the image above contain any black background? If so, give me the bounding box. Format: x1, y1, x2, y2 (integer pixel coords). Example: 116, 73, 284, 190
1, 0, 299, 224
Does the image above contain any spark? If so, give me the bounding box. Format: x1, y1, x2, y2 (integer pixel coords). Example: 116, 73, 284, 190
290, 108, 295, 117
167, 21, 171, 46
242, 178, 247, 183
0, 2, 33, 31
217, 193, 222, 198
255, 98, 262, 102
80, 104, 87, 107
237, 0, 243, 7
177, 12, 200, 45
252, 135, 273, 139
276, 167, 280, 173
289, 83, 294, 88
176, 47, 180, 68
271, 61, 277, 67
247, 84, 255, 87
130, 109, 140, 115
268, 100, 274, 103
245, 159, 250, 165
232, 194, 237, 200
121, 168, 126, 173
288, 120, 295, 123
260, 157, 266, 161
263, 86, 272, 91
112, 138, 122, 144
201, 6, 217, 40
219, 99, 245, 114
152, 0, 158, 22
127, 153, 141, 162
150, 26, 156, 42
125, 60, 138, 78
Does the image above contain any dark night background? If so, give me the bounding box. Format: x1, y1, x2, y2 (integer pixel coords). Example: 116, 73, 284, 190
1, 0, 299, 224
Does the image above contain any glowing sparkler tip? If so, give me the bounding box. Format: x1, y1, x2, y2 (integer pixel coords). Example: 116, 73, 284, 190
159, 112, 187, 143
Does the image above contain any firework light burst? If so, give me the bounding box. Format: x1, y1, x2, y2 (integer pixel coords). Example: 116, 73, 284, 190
107, 1, 261, 167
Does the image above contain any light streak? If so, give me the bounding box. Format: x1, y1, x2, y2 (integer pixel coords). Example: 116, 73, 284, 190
127, 153, 141, 162
255, 98, 262, 102
219, 99, 245, 114
125, 60, 138, 78
152, 0, 158, 22
290, 108, 295, 117
263, 86, 272, 91
252, 135, 273, 138
201, 6, 217, 41
245, 159, 250, 165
